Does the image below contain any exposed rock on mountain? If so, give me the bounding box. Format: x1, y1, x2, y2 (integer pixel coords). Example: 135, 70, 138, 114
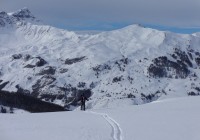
65, 56, 86, 65
12, 8, 35, 19
0, 8, 200, 110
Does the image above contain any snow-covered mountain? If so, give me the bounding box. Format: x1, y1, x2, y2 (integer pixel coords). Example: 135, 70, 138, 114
1, 8, 200, 110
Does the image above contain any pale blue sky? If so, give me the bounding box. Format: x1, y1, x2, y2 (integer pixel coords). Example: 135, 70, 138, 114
1, 0, 200, 33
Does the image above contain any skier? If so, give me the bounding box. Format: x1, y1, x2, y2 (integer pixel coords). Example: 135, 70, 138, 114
80, 94, 88, 111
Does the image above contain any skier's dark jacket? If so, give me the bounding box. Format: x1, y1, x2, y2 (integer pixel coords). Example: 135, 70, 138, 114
81, 96, 88, 104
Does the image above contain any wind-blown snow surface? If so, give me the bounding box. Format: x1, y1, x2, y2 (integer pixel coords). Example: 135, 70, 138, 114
0, 96, 200, 140
1, 8, 200, 109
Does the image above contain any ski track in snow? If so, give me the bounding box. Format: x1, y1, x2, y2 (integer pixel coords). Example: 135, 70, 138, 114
88, 111, 123, 140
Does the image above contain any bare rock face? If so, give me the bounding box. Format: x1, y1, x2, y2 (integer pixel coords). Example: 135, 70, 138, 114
15, 85, 30, 94
11, 53, 32, 61
11, 54, 22, 60
0, 8, 38, 28
24, 56, 47, 68
35, 57, 47, 67
0, 19, 5, 27
0, 11, 7, 18
148, 56, 189, 78
32, 75, 56, 96
0, 81, 9, 90
65, 56, 86, 65
37, 66, 56, 75
0, 11, 12, 27
24, 64, 35, 68
148, 48, 198, 79
195, 57, 200, 66
92, 58, 130, 79
115, 58, 130, 71
93, 63, 111, 78
23, 54, 32, 61
12, 8, 35, 20
112, 76, 124, 83
59, 68, 68, 73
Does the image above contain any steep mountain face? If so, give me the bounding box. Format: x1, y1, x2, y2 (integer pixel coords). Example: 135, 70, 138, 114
0, 8, 38, 28
0, 8, 200, 110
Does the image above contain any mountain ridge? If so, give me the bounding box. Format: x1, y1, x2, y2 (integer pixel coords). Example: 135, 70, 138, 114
1, 8, 200, 110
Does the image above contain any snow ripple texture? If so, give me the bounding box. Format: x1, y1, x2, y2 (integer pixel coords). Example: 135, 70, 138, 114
89, 111, 123, 140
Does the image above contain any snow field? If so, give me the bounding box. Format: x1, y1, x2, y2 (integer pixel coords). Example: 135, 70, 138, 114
1, 96, 200, 140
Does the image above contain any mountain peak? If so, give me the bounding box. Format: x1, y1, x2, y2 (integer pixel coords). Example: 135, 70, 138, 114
121, 24, 144, 30
0, 11, 8, 18
0, 8, 40, 28
11, 7, 35, 19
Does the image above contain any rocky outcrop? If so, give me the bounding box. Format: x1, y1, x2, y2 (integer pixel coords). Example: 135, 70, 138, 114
148, 48, 198, 79
0, 81, 9, 91
37, 66, 56, 75
59, 68, 68, 73
12, 8, 35, 19
0, 8, 38, 28
15, 85, 30, 94
93, 58, 130, 78
32, 75, 56, 96
148, 56, 189, 78
65, 56, 86, 65
35, 57, 47, 67
115, 58, 130, 71
23, 54, 32, 61
11, 54, 22, 60
112, 76, 124, 83
93, 63, 111, 78
24, 56, 47, 68
0, 11, 12, 27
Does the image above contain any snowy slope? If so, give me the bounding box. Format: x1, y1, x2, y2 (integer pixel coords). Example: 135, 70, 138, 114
1, 8, 200, 110
0, 96, 200, 140
99, 96, 200, 140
